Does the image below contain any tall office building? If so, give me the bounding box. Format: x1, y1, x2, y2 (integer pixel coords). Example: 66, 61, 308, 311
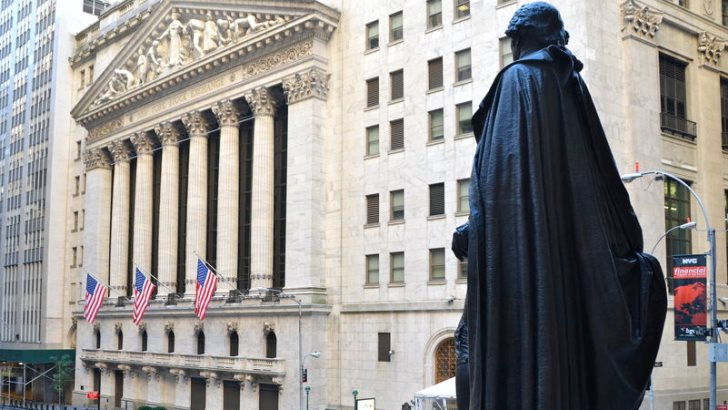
68, 0, 728, 409
0, 0, 103, 402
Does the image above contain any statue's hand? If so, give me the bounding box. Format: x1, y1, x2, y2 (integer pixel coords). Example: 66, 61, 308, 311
451, 222, 469, 261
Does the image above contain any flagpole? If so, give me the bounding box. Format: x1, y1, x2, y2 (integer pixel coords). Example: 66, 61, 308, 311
193, 251, 244, 295
134, 264, 177, 295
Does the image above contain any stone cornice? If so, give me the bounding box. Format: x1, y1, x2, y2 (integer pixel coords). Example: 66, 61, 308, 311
282, 67, 329, 104
84, 148, 112, 171
212, 100, 241, 126
243, 88, 277, 116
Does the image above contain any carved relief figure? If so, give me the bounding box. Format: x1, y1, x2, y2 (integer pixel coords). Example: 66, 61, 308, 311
136, 48, 148, 85
159, 12, 187, 67
203, 13, 223, 52
146, 40, 162, 81
216, 16, 234, 43
232, 15, 259, 40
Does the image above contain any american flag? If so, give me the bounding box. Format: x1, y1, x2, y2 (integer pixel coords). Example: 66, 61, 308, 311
84, 274, 107, 323
132, 267, 156, 326
194, 258, 218, 321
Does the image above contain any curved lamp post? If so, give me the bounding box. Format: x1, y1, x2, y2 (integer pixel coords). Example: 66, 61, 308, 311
622, 170, 717, 409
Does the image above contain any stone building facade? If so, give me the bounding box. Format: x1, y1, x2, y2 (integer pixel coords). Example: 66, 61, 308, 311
67, 0, 728, 409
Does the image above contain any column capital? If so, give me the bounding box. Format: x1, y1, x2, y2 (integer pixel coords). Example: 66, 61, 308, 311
108, 140, 132, 163
131, 131, 155, 155
181, 111, 210, 137
282, 68, 330, 104
84, 148, 111, 171
155, 121, 182, 146
243, 87, 277, 116
212, 99, 241, 126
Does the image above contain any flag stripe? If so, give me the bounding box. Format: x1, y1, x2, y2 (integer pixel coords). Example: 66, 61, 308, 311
132, 268, 156, 326
83, 274, 107, 323
194, 259, 217, 320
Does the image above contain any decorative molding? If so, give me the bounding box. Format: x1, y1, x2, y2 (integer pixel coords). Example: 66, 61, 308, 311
244, 87, 277, 116
698, 31, 726, 65
282, 68, 330, 104
108, 140, 132, 163
181, 111, 209, 137
114, 322, 123, 333
92, 323, 100, 332
226, 321, 239, 335
138, 322, 147, 332
212, 99, 241, 127
194, 322, 204, 334
622, 0, 663, 39
155, 121, 181, 146
169, 368, 188, 384
164, 322, 174, 333
263, 322, 274, 336
84, 148, 112, 171
131, 131, 155, 155
704, 0, 715, 16
88, 119, 124, 142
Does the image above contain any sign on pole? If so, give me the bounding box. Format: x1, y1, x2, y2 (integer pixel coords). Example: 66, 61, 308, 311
673, 254, 708, 341
357, 398, 376, 410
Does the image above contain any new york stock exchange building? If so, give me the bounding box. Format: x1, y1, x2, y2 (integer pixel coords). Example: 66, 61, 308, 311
68, 0, 475, 409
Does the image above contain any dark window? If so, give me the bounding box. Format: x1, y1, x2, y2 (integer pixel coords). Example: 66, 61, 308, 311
678, 0, 688, 7
721, 79, 728, 150
428, 58, 443, 90
429, 183, 445, 216
390, 12, 403, 42
141, 330, 147, 352
455, 49, 472, 82
687, 340, 696, 366
673, 402, 686, 410
197, 331, 205, 355
390, 70, 404, 101
430, 248, 446, 280
659, 55, 695, 139
266, 332, 277, 358
427, 0, 442, 29
688, 400, 701, 410
390, 190, 404, 221
273, 101, 288, 289
117, 330, 123, 350
723, 0, 728, 25
229, 331, 239, 356
378, 332, 391, 362
366, 126, 379, 156
366, 194, 379, 224
95, 329, 101, 349
390, 119, 404, 151
456, 102, 473, 135
367, 78, 380, 108
93, 368, 101, 393
168, 331, 175, 353
83, 0, 109, 16
390, 252, 404, 283
435, 337, 456, 383
665, 179, 692, 293
455, 0, 470, 19
704, 398, 710, 410
366, 254, 379, 285
366, 21, 379, 50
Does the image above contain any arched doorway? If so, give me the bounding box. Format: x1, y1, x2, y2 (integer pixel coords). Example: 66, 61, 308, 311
434, 337, 456, 384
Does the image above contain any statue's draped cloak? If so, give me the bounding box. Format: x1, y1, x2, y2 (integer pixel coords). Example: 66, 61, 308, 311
466, 46, 667, 410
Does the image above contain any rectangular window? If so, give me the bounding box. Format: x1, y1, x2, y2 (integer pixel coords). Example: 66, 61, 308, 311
83, 0, 110, 16
366, 254, 379, 285
427, 0, 442, 29
430, 248, 446, 280
455, 0, 470, 19
458, 179, 470, 213
428, 57, 443, 90
673, 402, 686, 410
721, 79, 728, 150
366, 194, 380, 224
82, 174, 87, 193
367, 77, 380, 108
429, 183, 445, 216
366, 126, 380, 156
366, 21, 379, 50
390, 190, 404, 221
704, 399, 710, 410
390, 119, 404, 151
456, 102, 473, 135
429, 109, 444, 141
659, 55, 695, 139
74, 175, 80, 196
390, 70, 404, 101
71, 247, 77, 268
723, 0, 728, 25
80, 69, 85, 89
81, 210, 85, 230
378, 332, 391, 362
500, 37, 514, 67
76, 141, 82, 160
678, 0, 688, 7
390, 252, 405, 283
458, 260, 468, 279
665, 178, 692, 293
455, 49, 472, 82
80, 246, 84, 267
73, 211, 78, 232
687, 341, 696, 366
89, 64, 94, 82
688, 400, 700, 410
390, 11, 403, 42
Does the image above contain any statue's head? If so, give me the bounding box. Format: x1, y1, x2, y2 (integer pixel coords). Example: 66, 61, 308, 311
506, 2, 569, 60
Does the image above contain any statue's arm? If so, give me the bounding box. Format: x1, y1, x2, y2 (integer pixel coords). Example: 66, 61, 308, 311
451, 222, 469, 261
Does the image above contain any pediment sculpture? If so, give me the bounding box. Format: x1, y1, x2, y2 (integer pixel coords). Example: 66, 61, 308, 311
93, 10, 289, 107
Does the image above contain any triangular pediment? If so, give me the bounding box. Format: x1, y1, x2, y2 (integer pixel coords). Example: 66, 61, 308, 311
72, 0, 339, 126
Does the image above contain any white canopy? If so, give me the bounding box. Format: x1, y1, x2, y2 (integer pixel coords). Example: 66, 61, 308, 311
415, 377, 456, 399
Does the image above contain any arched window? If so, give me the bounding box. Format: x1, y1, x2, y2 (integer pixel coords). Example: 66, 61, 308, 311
266, 331, 277, 358
167, 331, 175, 353
141, 330, 148, 352
117, 330, 124, 351
197, 331, 205, 355
95, 329, 101, 349
434, 337, 456, 383
229, 331, 239, 356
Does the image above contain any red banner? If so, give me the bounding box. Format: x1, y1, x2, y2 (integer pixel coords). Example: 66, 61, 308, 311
86, 391, 99, 399
673, 254, 707, 341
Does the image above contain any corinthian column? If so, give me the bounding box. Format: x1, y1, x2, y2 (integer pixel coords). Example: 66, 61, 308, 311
83, 148, 112, 285
181, 111, 209, 296
131, 131, 155, 280
155, 122, 181, 296
108, 141, 132, 297
244, 87, 277, 289
212, 100, 241, 290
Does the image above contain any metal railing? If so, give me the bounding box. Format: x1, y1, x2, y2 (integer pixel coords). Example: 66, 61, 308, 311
661, 112, 697, 140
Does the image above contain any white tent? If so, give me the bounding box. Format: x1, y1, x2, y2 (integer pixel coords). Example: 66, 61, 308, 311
413, 377, 457, 410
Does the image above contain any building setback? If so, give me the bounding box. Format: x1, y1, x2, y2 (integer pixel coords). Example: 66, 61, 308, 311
67, 0, 728, 409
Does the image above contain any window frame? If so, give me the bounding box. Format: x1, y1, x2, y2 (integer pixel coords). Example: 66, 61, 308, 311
366, 254, 380, 285
664, 178, 692, 293
429, 109, 445, 142
456, 102, 473, 136
389, 11, 403, 43
390, 119, 405, 151
429, 183, 445, 216
366, 125, 380, 156
429, 248, 446, 281
390, 252, 405, 284
366, 20, 380, 51
390, 69, 404, 101
378, 332, 392, 362
455, 48, 472, 83
426, 0, 443, 29
366, 77, 380, 108
366, 194, 380, 225
390, 190, 404, 221
457, 179, 470, 214
428, 57, 444, 91
454, 0, 471, 20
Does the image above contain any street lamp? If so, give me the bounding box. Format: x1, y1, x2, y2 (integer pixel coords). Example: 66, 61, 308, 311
257, 287, 305, 410
622, 170, 717, 409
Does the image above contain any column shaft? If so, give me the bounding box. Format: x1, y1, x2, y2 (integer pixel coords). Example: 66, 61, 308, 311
109, 141, 131, 298
83, 149, 112, 285
156, 122, 181, 296
131, 132, 155, 279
